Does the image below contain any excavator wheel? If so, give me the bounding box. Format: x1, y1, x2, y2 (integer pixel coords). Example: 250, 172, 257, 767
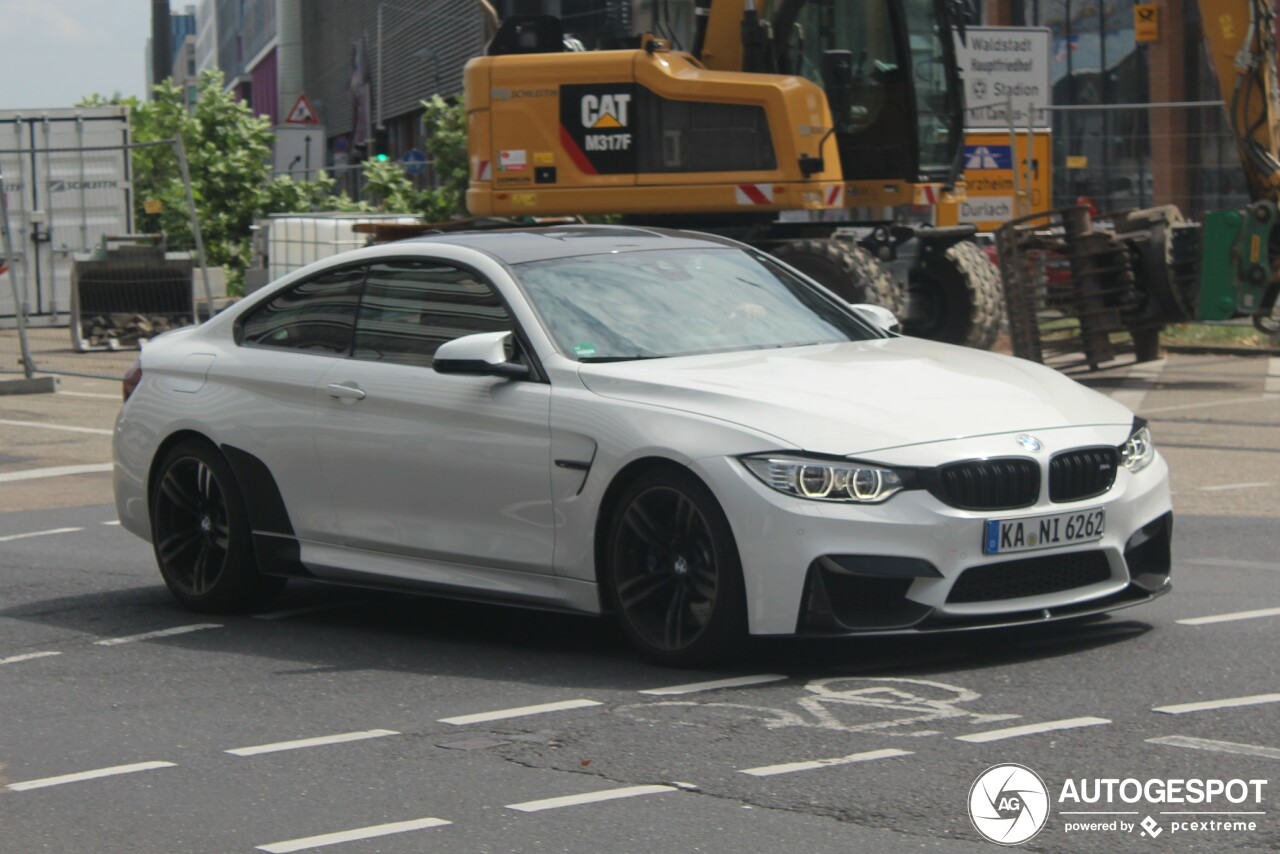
904, 240, 1004, 349
769, 239, 903, 318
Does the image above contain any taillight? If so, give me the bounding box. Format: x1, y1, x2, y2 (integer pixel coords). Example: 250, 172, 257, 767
123, 359, 143, 401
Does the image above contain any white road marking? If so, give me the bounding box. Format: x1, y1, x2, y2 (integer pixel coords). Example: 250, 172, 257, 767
1186, 558, 1280, 572
0, 526, 83, 542
0, 464, 113, 483
1266, 357, 1280, 397
506, 784, 675, 812
227, 729, 399, 757
1147, 735, 1280, 761
252, 603, 349, 620
439, 698, 602, 725
739, 748, 912, 777
0, 419, 113, 435
1178, 606, 1280, 626
93, 623, 223, 646
1153, 693, 1280, 715
0, 651, 62, 665
1197, 481, 1273, 492
58, 391, 121, 400
955, 716, 1110, 743
256, 817, 451, 853
101, 520, 121, 526
639, 674, 787, 695
1110, 358, 1165, 412
7, 760, 176, 792
1141, 395, 1280, 415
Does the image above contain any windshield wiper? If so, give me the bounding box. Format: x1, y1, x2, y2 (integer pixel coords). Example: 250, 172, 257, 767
578, 354, 667, 363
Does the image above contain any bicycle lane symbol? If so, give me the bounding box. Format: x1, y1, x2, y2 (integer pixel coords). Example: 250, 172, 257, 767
618, 677, 1021, 737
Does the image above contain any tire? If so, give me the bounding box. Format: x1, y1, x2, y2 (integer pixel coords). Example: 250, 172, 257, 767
904, 240, 1004, 349
150, 439, 285, 613
770, 238, 903, 318
604, 467, 747, 667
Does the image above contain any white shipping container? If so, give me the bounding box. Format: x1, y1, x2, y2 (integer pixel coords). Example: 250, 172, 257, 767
0, 107, 132, 324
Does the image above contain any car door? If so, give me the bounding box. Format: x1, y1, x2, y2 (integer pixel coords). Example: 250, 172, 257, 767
310, 257, 555, 576
224, 263, 365, 544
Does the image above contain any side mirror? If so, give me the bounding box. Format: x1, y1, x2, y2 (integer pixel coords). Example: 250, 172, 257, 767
433, 331, 530, 378
851, 303, 901, 335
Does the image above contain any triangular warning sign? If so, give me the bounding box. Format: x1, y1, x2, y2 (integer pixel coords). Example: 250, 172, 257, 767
286, 94, 319, 125
592, 113, 623, 129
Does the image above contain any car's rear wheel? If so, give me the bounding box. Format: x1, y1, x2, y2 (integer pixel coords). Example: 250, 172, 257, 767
150, 439, 284, 612
605, 468, 747, 666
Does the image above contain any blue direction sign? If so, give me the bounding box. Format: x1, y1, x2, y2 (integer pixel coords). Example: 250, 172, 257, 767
401, 149, 427, 175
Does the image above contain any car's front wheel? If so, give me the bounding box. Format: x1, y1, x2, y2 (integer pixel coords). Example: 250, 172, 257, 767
605, 468, 747, 666
150, 439, 285, 612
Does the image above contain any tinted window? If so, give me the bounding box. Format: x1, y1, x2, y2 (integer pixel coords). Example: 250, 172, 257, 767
352, 260, 513, 367
239, 266, 364, 354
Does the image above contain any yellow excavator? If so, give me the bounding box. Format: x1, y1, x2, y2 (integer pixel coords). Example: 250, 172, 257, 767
996, 0, 1280, 367
464, 0, 1004, 348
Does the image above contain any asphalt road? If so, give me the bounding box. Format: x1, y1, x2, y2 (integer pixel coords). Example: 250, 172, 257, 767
1, 354, 1277, 854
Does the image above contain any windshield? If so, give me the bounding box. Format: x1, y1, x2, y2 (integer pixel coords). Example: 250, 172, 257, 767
512, 248, 878, 361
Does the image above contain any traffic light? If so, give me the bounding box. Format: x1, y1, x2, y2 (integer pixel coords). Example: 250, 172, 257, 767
374, 129, 389, 162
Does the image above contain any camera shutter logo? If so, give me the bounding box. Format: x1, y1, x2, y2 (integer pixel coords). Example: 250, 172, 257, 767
969, 763, 1050, 845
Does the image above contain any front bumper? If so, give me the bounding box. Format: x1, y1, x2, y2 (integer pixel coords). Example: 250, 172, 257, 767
699, 437, 1173, 636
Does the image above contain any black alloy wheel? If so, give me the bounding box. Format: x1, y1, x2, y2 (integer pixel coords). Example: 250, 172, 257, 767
607, 468, 746, 666
151, 440, 284, 612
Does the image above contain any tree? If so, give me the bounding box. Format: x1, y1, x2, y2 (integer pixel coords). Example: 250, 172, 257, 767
353, 96, 469, 221
83, 71, 359, 292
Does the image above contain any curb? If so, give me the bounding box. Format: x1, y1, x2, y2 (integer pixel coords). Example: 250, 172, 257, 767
0, 376, 59, 396
1162, 344, 1280, 357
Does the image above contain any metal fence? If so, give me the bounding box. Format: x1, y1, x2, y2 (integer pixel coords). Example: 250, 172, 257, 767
1, 137, 212, 381
272, 158, 443, 210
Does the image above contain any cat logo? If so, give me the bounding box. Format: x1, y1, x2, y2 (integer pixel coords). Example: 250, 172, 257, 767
581, 93, 631, 129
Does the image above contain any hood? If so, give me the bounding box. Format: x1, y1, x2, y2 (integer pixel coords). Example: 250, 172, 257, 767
577, 337, 1134, 455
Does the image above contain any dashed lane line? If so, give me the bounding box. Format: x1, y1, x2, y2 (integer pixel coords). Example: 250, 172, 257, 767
57, 390, 120, 400
0, 464, 113, 483
256, 817, 451, 853
1197, 481, 1273, 492
0, 651, 62, 665
955, 716, 1111, 743
1184, 558, 1280, 572
1141, 395, 1280, 415
227, 729, 400, 757
93, 623, 224, 646
739, 748, 913, 777
639, 674, 787, 695
1148, 735, 1280, 761
7, 760, 177, 792
0, 419, 112, 436
0, 526, 83, 542
101, 520, 121, 526
1153, 694, 1280, 715
1178, 606, 1280, 626
439, 699, 602, 726
1266, 357, 1280, 398
506, 784, 676, 812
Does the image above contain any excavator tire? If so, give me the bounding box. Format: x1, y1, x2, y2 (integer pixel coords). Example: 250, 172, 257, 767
769, 239, 903, 318
905, 240, 1004, 349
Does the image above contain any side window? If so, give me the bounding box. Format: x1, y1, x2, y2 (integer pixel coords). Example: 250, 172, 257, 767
239, 266, 364, 354
352, 260, 513, 367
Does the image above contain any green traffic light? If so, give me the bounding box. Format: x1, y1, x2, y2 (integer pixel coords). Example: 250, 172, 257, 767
375, 153, 389, 162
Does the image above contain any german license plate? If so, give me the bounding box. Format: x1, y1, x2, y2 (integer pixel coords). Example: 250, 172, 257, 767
983, 508, 1105, 555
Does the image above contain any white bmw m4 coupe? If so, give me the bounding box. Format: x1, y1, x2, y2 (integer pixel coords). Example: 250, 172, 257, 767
114, 226, 1172, 665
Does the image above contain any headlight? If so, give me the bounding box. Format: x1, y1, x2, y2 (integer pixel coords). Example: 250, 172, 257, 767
1120, 419, 1155, 473
741, 455, 905, 503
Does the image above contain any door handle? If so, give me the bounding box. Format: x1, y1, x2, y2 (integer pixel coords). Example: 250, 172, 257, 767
326, 382, 366, 402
